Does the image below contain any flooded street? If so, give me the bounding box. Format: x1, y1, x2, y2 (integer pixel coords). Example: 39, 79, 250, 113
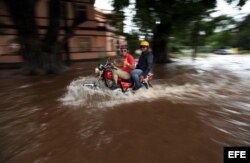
0, 55, 250, 163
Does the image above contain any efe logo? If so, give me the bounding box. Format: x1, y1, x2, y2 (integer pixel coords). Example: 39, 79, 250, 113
224, 147, 250, 163
228, 151, 246, 158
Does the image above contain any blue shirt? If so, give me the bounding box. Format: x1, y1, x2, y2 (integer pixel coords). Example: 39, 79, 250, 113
136, 51, 153, 77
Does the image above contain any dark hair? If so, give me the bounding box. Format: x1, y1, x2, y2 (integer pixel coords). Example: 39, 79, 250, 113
120, 45, 128, 49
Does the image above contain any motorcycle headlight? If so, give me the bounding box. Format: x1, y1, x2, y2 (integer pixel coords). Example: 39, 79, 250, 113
95, 67, 100, 74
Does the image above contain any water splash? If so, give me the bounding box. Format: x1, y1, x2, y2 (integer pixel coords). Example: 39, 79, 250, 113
59, 76, 218, 110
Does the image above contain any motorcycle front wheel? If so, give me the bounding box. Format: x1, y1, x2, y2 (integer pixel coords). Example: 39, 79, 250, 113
104, 79, 114, 89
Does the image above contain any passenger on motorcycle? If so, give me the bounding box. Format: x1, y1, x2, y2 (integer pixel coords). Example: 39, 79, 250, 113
130, 41, 153, 91
112, 45, 135, 89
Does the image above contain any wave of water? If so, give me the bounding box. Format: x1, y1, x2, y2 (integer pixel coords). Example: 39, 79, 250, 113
59, 76, 226, 110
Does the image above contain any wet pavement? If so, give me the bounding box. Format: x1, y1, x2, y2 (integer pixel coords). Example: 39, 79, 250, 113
0, 55, 249, 163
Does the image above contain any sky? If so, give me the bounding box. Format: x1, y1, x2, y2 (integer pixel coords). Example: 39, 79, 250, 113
94, 0, 113, 11
94, 0, 250, 32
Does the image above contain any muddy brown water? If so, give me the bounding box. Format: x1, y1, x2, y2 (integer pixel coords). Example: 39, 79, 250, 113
0, 55, 249, 163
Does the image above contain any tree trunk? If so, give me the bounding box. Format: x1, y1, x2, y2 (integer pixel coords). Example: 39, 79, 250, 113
191, 21, 200, 60
152, 22, 172, 64
42, 0, 65, 74
152, 33, 168, 63
62, 1, 71, 65
3, 0, 43, 74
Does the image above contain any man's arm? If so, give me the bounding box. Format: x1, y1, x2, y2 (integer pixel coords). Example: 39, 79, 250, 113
142, 53, 153, 77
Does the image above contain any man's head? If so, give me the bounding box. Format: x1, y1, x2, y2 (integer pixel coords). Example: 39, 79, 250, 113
120, 45, 129, 56
140, 40, 149, 52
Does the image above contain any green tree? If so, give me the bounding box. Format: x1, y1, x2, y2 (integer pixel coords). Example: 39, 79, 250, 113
106, 11, 125, 35
3, 0, 88, 75
202, 14, 250, 50
225, 0, 248, 6
234, 14, 250, 49
124, 31, 140, 55
172, 15, 237, 53
113, 0, 217, 63
112, 0, 248, 63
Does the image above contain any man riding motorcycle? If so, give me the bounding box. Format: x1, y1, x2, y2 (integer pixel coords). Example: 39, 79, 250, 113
130, 40, 153, 91
111, 45, 135, 89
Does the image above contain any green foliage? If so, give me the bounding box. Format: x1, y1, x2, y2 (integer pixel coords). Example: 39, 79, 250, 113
235, 31, 250, 49
106, 11, 125, 34
112, 0, 249, 61
205, 14, 250, 50
123, 32, 140, 55
113, 0, 129, 11
170, 14, 239, 51
225, 0, 248, 6
113, 0, 218, 36
207, 32, 234, 49
239, 50, 250, 54
234, 14, 250, 49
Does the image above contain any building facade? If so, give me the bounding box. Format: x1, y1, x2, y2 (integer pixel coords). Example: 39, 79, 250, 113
0, 0, 126, 63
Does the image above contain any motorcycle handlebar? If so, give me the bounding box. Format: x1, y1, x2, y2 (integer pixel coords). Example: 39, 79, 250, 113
99, 63, 117, 71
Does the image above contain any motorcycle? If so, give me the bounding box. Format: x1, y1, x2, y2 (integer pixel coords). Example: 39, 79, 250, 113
83, 59, 153, 93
